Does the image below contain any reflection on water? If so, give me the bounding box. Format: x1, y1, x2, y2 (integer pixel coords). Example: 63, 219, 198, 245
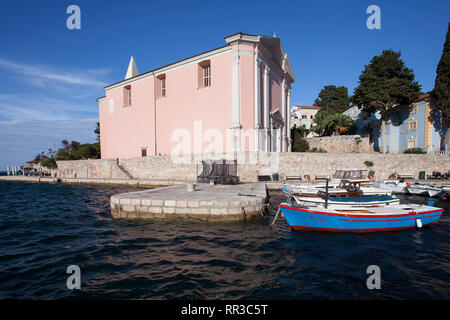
0, 182, 448, 299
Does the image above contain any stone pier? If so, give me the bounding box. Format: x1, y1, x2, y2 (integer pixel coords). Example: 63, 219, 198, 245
110, 183, 269, 222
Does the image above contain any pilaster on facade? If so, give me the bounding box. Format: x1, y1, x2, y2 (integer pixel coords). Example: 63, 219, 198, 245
231, 50, 241, 128
281, 80, 287, 152
254, 54, 262, 128
230, 49, 242, 152
263, 64, 270, 151
286, 88, 292, 152
254, 54, 262, 151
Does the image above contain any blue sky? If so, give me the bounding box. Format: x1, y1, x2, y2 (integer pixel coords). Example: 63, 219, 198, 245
0, 0, 448, 169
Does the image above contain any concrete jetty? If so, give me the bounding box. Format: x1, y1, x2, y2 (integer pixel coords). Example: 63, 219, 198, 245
0, 175, 180, 187
109, 183, 269, 222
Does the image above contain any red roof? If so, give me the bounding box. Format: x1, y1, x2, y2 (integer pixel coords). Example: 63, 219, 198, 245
293, 105, 320, 109
418, 93, 430, 101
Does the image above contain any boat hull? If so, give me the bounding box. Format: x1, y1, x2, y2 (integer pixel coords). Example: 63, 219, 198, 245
406, 187, 429, 195
293, 195, 400, 207
279, 204, 443, 233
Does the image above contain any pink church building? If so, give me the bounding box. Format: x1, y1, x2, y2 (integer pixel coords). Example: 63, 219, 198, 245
97, 32, 296, 159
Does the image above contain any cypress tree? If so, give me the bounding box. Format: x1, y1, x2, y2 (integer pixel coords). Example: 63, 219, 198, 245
431, 23, 450, 146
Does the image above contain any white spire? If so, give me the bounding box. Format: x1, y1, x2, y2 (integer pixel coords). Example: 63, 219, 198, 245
125, 56, 138, 80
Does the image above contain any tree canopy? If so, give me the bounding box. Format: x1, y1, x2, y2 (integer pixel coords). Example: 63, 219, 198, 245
95, 122, 100, 141
311, 112, 355, 136
431, 23, 450, 124
311, 85, 354, 136
33, 123, 101, 169
352, 49, 421, 119
313, 85, 351, 113
352, 49, 421, 153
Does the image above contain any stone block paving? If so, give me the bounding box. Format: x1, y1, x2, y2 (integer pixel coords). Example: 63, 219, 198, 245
110, 183, 268, 222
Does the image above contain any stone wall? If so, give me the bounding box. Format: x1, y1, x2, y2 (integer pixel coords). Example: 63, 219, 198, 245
57, 159, 129, 179
57, 151, 450, 182
306, 135, 372, 153
278, 152, 449, 181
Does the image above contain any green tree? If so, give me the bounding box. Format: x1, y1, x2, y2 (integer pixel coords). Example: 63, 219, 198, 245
313, 85, 351, 113
55, 148, 71, 160
94, 122, 100, 141
72, 143, 98, 160
70, 141, 81, 154
33, 153, 41, 164
431, 23, 450, 145
92, 142, 100, 159
312, 85, 352, 136
292, 131, 309, 152
352, 49, 421, 153
291, 124, 308, 139
40, 156, 57, 169
312, 112, 355, 136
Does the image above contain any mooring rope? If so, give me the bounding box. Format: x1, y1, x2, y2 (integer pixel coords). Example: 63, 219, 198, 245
271, 207, 281, 226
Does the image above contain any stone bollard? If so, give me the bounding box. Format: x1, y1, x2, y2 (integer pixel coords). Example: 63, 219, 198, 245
186, 183, 196, 192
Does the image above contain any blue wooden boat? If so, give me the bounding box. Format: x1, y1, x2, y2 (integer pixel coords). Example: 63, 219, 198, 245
278, 202, 443, 233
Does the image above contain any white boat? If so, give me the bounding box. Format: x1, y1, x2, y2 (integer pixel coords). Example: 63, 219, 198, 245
373, 180, 408, 194
427, 187, 445, 198
442, 185, 450, 194
406, 184, 444, 197
283, 179, 398, 207
283, 169, 390, 197
406, 185, 429, 195
292, 194, 400, 207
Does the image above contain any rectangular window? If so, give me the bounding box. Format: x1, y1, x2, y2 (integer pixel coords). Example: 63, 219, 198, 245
198, 60, 211, 88
302, 115, 307, 119
410, 103, 418, 114
156, 74, 166, 98
203, 65, 211, 87
124, 85, 131, 106
408, 120, 417, 131
141, 148, 147, 157
310, 115, 314, 119
161, 78, 166, 97
407, 140, 416, 149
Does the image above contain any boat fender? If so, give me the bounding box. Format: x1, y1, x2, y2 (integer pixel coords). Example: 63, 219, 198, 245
416, 219, 423, 229
427, 200, 435, 206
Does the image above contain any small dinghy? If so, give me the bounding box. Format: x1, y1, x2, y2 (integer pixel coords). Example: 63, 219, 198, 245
407, 184, 444, 197
427, 187, 445, 198
442, 185, 450, 195
373, 180, 408, 194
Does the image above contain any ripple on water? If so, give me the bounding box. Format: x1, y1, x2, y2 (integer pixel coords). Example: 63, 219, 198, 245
0, 182, 449, 299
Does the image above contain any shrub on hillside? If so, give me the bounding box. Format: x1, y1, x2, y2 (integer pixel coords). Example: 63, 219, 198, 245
404, 148, 426, 154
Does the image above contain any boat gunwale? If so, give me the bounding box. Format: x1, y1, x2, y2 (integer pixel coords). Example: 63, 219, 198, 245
279, 203, 444, 218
